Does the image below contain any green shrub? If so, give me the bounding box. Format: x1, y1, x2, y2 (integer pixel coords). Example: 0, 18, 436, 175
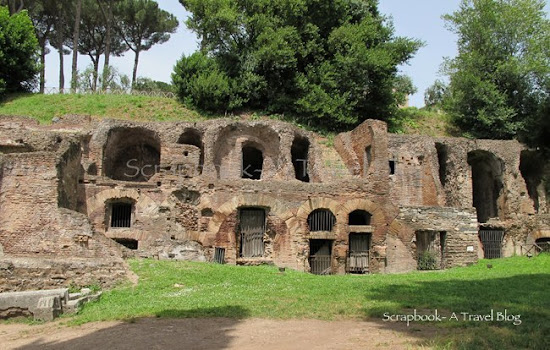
417, 250, 438, 270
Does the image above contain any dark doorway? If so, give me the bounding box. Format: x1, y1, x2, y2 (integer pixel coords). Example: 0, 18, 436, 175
309, 239, 332, 275
519, 150, 543, 213
440, 231, 447, 269
348, 210, 371, 226
239, 208, 265, 257
348, 233, 370, 274
416, 231, 439, 270
435, 143, 448, 187
479, 229, 505, 259
113, 238, 138, 250
110, 203, 132, 228
468, 150, 504, 223
291, 135, 310, 182
307, 209, 336, 232
242, 146, 263, 180
535, 238, 550, 253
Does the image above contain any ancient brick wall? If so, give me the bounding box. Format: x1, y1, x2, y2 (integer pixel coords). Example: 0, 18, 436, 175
0, 115, 548, 290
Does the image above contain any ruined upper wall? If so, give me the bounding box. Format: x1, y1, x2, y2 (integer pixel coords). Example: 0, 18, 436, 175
386, 134, 538, 221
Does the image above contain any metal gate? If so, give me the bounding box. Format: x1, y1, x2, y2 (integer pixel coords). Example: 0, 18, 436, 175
214, 247, 226, 264
111, 203, 132, 228
239, 209, 265, 257
479, 230, 504, 259
309, 239, 332, 275
307, 209, 336, 232
348, 233, 370, 273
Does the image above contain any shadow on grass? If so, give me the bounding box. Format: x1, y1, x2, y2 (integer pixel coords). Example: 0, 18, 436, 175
14, 306, 249, 350
364, 274, 550, 350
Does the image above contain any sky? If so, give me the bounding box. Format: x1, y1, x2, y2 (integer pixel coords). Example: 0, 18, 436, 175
44, 0, 465, 107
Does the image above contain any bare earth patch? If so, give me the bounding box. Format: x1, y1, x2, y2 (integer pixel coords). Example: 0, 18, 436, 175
0, 318, 443, 350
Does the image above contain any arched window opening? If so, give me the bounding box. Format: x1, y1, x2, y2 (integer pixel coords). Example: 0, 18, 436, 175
103, 128, 160, 182
178, 129, 204, 174
307, 209, 336, 232
467, 150, 504, 223
242, 145, 263, 180
348, 210, 371, 226
292, 135, 310, 182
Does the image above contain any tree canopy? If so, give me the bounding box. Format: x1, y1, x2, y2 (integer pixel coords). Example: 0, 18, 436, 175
173, 0, 422, 130
116, 0, 179, 85
442, 0, 550, 148
0, 6, 40, 94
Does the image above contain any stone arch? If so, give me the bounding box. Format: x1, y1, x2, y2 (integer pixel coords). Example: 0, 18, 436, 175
339, 199, 383, 222
212, 123, 281, 180
103, 127, 161, 182
87, 189, 159, 220
178, 128, 204, 174
530, 229, 550, 242
293, 198, 345, 238
241, 141, 264, 180
207, 193, 292, 235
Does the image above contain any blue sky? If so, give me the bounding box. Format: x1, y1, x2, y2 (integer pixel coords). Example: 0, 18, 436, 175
45, 0, 464, 107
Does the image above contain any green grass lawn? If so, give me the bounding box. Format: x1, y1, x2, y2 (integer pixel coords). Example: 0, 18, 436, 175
0, 93, 203, 123
74, 255, 550, 349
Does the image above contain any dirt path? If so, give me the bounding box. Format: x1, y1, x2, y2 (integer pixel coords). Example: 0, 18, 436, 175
0, 318, 443, 350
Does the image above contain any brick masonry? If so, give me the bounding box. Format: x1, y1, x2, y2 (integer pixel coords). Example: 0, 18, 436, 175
0, 115, 548, 290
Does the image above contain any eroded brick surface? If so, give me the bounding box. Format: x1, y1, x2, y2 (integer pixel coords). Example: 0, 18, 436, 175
0, 115, 548, 290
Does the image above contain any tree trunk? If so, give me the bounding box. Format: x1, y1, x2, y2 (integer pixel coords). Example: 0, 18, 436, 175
102, 2, 113, 91
132, 49, 140, 89
92, 54, 100, 92
39, 39, 46, 94
71, 0, 83, 92
56, 15, 65, 93
58, 47, 65, 93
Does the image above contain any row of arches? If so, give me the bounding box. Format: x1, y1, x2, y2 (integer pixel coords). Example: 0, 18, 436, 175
306, 209, 371, 232
100, 127, 312, 183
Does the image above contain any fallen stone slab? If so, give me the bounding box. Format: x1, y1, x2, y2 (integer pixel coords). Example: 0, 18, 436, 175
0, 289, 68, 321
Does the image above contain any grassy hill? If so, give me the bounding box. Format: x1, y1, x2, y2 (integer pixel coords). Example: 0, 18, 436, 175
0, 93, 204, 124
0, 93, 456, 137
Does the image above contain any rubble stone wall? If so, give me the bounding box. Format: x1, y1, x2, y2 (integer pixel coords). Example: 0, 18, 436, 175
0, 115, 548, 291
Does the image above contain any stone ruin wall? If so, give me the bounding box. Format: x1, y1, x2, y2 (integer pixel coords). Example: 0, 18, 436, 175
0, 114, 548, 291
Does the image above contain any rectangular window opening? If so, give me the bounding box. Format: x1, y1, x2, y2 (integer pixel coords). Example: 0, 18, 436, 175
111, 203, 132, 228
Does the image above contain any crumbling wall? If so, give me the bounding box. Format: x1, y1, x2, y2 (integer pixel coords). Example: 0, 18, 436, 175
1, 114, 548, 285
387, 135, 445, 207
393, 206, 479, 270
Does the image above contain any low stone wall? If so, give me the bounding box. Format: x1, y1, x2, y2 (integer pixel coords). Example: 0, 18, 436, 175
0, 257, 128, 292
